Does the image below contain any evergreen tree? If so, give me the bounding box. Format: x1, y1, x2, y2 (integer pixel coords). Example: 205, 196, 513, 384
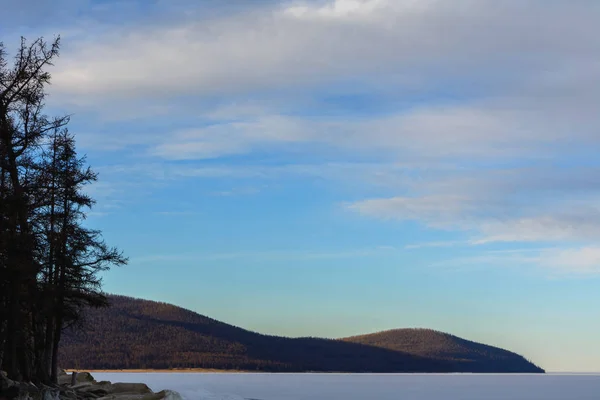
0, 36, 126, 385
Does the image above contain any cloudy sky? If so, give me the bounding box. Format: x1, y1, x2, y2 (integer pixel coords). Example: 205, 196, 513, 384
3, 0, 600, 372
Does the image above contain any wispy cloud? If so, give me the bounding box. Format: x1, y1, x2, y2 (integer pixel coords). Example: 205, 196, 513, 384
135, 245, 600, 276
404, 241, 467, 250
96, 161, 412, 186
132, 246, 399, 264
49, 0, 599, 102
38, 0, 600, 169
210, 187, 261, 197
537, 247, 600, 275
432, 247, 600, 276
348, 166, 600, 245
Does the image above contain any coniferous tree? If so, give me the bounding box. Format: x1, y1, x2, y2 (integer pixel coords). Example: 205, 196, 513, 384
46, 129, 127, 383
0, 36, 126, 385
0, 36, 63, 383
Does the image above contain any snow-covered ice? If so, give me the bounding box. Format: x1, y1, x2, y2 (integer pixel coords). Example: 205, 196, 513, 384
94, 372, 600, 400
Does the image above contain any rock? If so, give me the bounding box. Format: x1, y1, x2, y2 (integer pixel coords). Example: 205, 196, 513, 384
0, 371, 15, 391
71, 382, 182, 400
74, 373, 95, 384
57, 376, 71, 387
103, 383, 152, 395
0, 379, 59, 400
58, 371, 96, 388
70, 383, 98, 394
95, 391, 176, 400
42, 391, 61, 400
18, 383, 40, 394
154, 391, 183, 400
71, 383, 108, 397
58, 389, 77, 400
2, 370, 180, 400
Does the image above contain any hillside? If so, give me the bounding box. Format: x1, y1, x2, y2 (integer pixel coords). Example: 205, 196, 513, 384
343, 329, 541, 373
59, 295, 544, 373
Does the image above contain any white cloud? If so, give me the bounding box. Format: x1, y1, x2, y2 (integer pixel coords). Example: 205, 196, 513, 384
348, 168, 600, 245
285, 0, 393, 19
476, 214, 600, 244
538, 247, 600, 275
151, 116, 311, 160
19, 0, 600, 262
48, 0, 600, 103
37, 0, 600, 170
347, 194, 473, 225
140, 100, 597, 161
96, 161, 411, 187
436, 247, 600, 276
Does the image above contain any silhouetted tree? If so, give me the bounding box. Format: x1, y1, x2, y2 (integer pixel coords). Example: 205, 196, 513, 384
45, 130, 126, 382
0, 36, 126, 385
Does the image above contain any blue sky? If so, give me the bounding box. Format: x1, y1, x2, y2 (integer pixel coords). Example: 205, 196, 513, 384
3, 0, 600, 372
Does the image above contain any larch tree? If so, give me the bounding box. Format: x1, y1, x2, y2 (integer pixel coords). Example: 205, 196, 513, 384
0, 36, 126, 385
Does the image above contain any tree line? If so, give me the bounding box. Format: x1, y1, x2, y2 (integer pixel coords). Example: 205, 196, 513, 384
0, 37, 126, 384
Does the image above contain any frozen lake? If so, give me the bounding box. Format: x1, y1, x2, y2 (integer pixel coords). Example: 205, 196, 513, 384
94, 372, 600, 400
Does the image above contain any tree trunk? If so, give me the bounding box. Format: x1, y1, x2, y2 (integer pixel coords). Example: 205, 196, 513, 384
3, 281, 20, 380
50, 309, 63, 384
1, 114, 35, 381
45, 137, 58, 383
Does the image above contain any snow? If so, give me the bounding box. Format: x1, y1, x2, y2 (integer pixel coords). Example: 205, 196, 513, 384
94, 372, 600, 400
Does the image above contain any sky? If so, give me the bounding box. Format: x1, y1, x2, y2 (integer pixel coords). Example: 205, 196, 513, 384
2, 0, 600, 372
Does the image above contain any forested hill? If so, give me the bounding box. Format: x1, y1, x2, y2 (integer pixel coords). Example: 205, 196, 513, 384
59, 295, 544, 373
343, 329, 541, 373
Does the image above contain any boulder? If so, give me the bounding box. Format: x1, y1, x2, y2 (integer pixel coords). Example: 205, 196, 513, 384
74, 373, 95, 384
1, 370, 180, 400
70, 382, 109, 397
103, 383, 152, 395
58, 371, 96, 388
73, 382, 182, 400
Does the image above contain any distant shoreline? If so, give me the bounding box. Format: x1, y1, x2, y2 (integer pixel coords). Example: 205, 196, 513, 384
65, 369, 553, 375
66, 368, 248, 373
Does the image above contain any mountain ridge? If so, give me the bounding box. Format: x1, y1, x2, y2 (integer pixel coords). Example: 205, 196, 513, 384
59, 295, 544, 373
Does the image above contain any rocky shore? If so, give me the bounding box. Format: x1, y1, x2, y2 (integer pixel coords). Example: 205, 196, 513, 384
0, 369, 182, 400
